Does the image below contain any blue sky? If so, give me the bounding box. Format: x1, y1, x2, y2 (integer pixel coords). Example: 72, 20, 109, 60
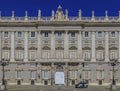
0, 0, 120, 16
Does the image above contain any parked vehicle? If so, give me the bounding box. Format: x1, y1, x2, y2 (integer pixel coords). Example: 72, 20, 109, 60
75, 80, 88, 88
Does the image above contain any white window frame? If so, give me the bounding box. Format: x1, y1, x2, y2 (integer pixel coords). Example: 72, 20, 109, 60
83, 71, 90, 79
69, 50, 77, 58
98, 32, 102, 37
2, 51, 10, 59
42, 71, 50, 79
69, 70, 77, 79
29, 51, 36, 59
17, 71, 22, 79
30, 71, 36, 79
42, 50, 50, 58
16, 50, 23, 59
96, 50, 104, 60
97, 71, 104, 79
111, 32, 115, 37
4, 32, 9, 38
56, 50, 64, 58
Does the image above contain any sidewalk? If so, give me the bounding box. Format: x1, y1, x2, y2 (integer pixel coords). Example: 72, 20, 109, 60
0, 85, 120, 91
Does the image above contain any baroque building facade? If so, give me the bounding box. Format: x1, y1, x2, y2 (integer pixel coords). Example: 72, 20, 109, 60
0, 6, 120, 86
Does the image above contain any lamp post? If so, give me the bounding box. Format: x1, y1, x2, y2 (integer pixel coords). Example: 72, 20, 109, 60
108, 59, 118, 90
0, 59, 9, 90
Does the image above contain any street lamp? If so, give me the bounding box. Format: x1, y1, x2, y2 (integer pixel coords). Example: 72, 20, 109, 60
0, 58, 9, 90
108, 59, 118, 90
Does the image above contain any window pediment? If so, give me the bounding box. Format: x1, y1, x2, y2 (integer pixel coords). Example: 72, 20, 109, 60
16, 46, 24, 50
69, 46, 77, 50
96, 46, 104, 50
109, 47, 117, 50
55, 47, 64, 50
42, 46, 51, 50
29, 47, 37, 50
82, 47, 91, 50
2, 47, 10, 50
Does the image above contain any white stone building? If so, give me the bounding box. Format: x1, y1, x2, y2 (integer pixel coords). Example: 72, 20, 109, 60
0, 6, 120, 86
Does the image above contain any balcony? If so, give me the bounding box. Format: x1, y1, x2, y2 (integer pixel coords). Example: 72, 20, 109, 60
29, 59, 36, 61
84, 58, 91, 61
96, 59, 105, 61
15, 59, 24, 61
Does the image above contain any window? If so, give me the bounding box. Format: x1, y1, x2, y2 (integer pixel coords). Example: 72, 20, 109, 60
96, 51, 104, 60
69, 50, 77, 58
111, 32, 115, 37
17, 71, 22, 79
3, 51, 9, 59
110, 50, 117, 60
16, 51, 23, 59
30, 71, 36, 79
98, 32, 102, 37
85, 32, 89, 37
84, 71, 90, 79
71, 32, 75, 37
84, 51, 91, 61
69, 71, 77, 79
58, 32, 62, 37
97, 71, 104, 79
18, 32, 22, 37
42, 71, 49, 79
29, 51, 36, 59
42, 50, 50, 58
31, 32, 35, 37
4, 32, 8, 37
44, 32, 48, 37
56, 48, 64, 58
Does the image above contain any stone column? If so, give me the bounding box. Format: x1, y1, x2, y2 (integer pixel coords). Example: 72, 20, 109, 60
78, 31, 82, 59
91, 32, 96, 62
0, 32, 1, 60
51, 63, 54, 86
77, 63, 82, 82
51, 31, 55, 58
105, 32, 109, 62
64, 31, 69, 58
24, 32, 28, 62
37, 31, 41, 60
119, 32, 120, 62
65, 63, 68, 86
11, 31, 14, 62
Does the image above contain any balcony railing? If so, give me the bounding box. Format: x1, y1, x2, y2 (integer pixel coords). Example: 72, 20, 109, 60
29, 59, 36, 61
0, 16, 119, 22
15, 59, 24, 61
96, 59, 105, 61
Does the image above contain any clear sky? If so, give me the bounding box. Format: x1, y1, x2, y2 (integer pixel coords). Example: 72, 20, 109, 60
0, 0, 120, 16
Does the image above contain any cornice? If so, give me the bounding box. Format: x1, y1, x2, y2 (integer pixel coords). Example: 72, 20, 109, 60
0, 21, 120, 27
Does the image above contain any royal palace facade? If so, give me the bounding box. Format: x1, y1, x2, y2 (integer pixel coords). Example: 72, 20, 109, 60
0, 6, 120, 86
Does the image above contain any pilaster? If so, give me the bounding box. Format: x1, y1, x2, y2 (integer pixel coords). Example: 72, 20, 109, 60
78, 31, 82, 59
64, 31, 69, 58
91, 32, 96, 62
105, 32, 109, 62
119, 32, 120, 62
37, 31, 41, 60
51, 31, 55, 58
24, 32, 28, 62
11, 32, 14, 62
0, 32, 1, 60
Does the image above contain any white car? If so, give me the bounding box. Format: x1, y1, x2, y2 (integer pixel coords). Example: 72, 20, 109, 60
75, 80, 88, 88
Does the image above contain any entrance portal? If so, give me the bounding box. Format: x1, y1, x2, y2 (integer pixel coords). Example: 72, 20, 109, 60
55, 64, 64, 85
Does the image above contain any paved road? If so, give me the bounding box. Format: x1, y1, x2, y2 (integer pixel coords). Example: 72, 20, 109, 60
0, 85, 120, 91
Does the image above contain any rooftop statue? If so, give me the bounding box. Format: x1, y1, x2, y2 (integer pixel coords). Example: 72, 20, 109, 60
55, 5, 65, 21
